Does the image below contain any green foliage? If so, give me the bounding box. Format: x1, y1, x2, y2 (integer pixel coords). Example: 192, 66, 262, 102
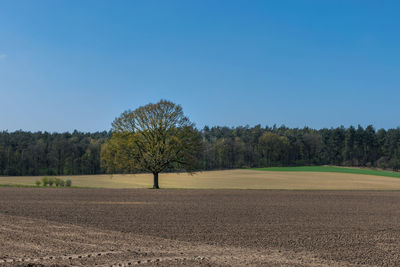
1, 121, 400, 175
0, 131, 109, 176
258, 132, 290, 166
65, 179, 72, 187
48, 177, 55, 186
41, 177, 49, 186
37, 177, 69, 187
54, 178, 62, 187
101, 100, 202, 188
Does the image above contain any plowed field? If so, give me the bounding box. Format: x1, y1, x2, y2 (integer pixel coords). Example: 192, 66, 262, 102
1, 188, 400, 266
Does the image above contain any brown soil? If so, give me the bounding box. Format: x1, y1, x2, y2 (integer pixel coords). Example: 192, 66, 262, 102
1, 188, 400, 266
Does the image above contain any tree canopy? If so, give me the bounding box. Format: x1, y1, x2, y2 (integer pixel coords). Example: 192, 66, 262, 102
101, 100, 202, 188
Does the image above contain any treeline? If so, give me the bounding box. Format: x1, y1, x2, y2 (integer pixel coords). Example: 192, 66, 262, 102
0, 131, 109, 176
1, 125, 400, 176
201, 125, 400, 171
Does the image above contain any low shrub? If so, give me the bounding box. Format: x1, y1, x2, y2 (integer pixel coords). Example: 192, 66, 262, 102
48, 177, 55, 186
65, 179, 72, 187
54, 178, 62, 187
39, 177, 71, 188
41, 177, 49, 186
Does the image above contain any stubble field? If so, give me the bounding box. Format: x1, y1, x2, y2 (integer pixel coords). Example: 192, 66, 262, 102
2, 188, 400, 266
2, 169, 400, 189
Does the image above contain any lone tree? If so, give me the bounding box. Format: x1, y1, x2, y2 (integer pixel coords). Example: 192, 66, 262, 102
101, 100, 202, 189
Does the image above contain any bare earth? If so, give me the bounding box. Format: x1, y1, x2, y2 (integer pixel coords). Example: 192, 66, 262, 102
2, 170, 400, 189
1, 188, 400, 266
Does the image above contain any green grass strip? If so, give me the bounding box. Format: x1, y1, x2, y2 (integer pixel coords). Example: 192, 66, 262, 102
251, 166, 400, 178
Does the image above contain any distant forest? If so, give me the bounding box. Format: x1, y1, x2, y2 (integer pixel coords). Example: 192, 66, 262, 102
1, 125, 400, 176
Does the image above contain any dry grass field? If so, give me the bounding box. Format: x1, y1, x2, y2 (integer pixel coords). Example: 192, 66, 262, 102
2, 169, 400, 190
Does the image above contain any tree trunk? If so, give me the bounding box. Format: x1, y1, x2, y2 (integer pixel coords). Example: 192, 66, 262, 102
153, 172, 160, 189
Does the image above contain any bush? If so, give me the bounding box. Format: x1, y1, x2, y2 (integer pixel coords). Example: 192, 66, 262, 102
48, 177, 55, 186
65, 179, 72, 187
54, 178, 66, 187
35, 180, 41, 186
54, 178, 61, 187
41, 177, 49, 186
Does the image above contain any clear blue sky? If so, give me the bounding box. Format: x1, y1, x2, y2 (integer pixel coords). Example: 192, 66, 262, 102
1, 1, 399, 132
